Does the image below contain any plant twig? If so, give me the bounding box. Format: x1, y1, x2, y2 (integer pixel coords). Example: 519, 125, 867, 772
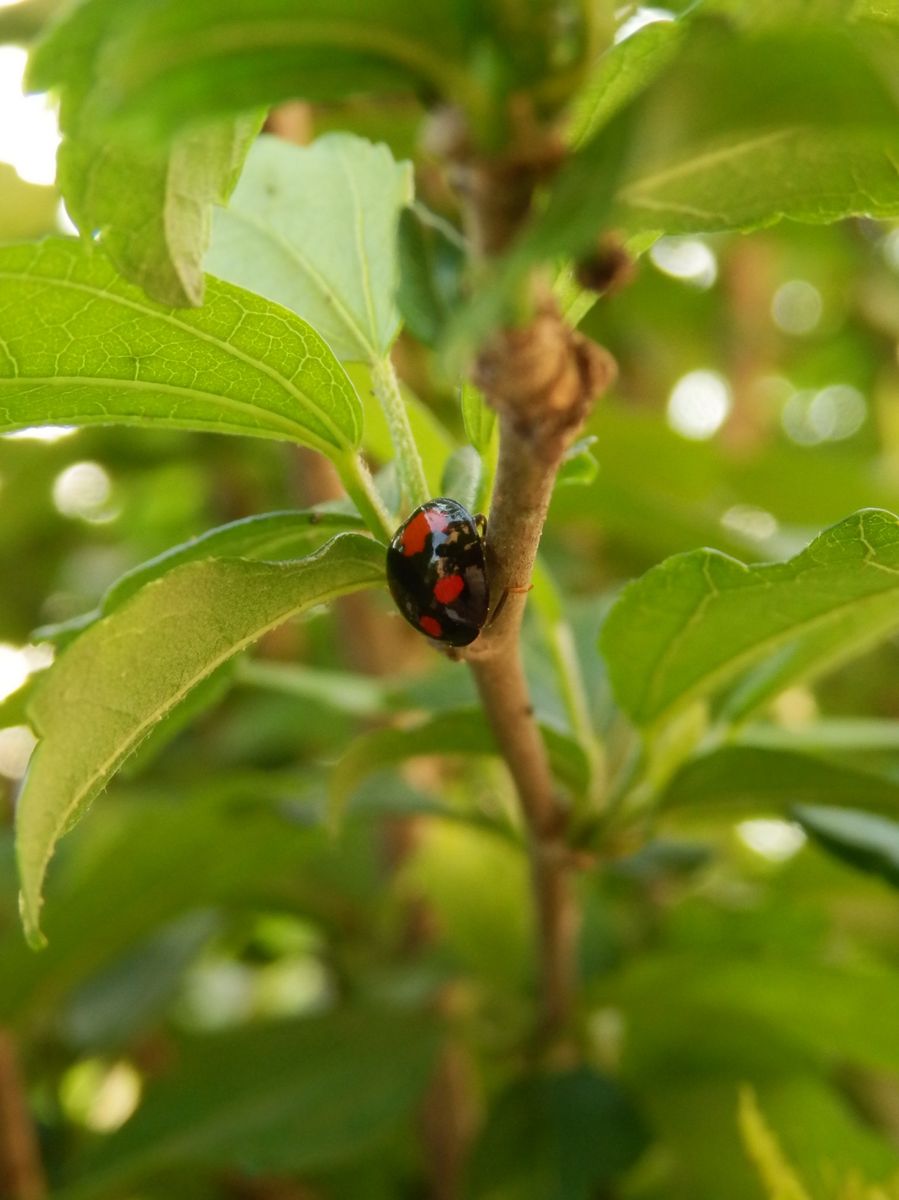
334, 450, 394, 542
433, 97, 616, 1044
370, 355, 430, 513
462, 314, 615, 1043
0, 1029, 45, 1200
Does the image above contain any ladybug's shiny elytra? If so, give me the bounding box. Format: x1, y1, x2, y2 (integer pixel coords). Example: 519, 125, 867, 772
386, 498, 489, 646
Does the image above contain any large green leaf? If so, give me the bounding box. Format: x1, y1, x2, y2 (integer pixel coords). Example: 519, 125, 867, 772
16, 533, 385, 947
61, 1010, 439, 1198
32, 0, 591, 145
569, 21, 899, 247
614, 125, 899, 240
29, 1, 262, 305
41, 508, 366, 645
613, 954, 899, 1076
0, 239, 362, 456
601, 509, 899, 729
209, 134, 413, 363
793, 805, 899, 889
59, 113, 264, 307
661, 744, 899, 818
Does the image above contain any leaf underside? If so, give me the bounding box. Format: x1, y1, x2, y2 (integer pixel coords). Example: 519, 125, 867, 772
15, 533, 385, 946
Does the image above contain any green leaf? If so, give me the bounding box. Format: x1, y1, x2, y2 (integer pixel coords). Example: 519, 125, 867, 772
699, 0, 874, 30
592, 22, 899, 242
0, 238, 362, 456
35, 1, 591, 148
612, 954, 899, 1075
469, 1069, 649, 1200
59, 113, 264, 307
63, 1010, 439, 1197
556, 437, 598, 488
396, 204, 465, 348
661, 743, 899, 818
616, 124, 899, 240
440, 446, 483, 514
461, 383, 496, 455
601, 509, 899, 729
568, 18, 685, 146
30, 1, 263, 305
15, 533, 385, 947
793, 805, 899, 889
0, 675, 41, 730
40, 509, 366, 646
34, 0, 484, 144
331, 709, 590, 816
208, 134, 413, 363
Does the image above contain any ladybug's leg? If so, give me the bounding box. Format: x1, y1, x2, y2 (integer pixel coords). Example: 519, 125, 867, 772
487, 583, 533, 627
474, 513, 488, 540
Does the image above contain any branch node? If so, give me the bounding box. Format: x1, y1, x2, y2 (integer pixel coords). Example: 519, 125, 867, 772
473, 309, 615, 456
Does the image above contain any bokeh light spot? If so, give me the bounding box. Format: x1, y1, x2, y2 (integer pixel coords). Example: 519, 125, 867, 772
0, 725, 36, 779
649, 237, 718, 288
0, 45, 60, 185
52, 461, 115, 521
720, 505, 779, 542
6, 425, 77, 443
667, 370, 732, 440
59, 1060, 142, 1133
615, 6, 675, 43
782, 385, 866, 445
737, 819, 806, 862
771, 280, 823, 335
882, 227, 899, 271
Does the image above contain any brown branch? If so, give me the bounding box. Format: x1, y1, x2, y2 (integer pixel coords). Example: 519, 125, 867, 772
434, 96, 617, 1044
461, 320, 613, 1043
0, 1029, 45, 1200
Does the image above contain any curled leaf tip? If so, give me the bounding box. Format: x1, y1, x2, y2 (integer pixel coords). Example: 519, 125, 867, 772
19, 891, 47, 951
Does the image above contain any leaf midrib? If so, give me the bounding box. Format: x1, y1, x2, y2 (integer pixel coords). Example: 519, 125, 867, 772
619, 126, 803, 204
0, 375, 323, 447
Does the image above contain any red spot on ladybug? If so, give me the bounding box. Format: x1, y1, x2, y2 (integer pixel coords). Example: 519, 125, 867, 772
386, 498, 489, 648
434, 574, 464, 604
401, 510, 431, 556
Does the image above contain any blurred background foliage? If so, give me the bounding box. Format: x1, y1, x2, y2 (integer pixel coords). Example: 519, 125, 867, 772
0, 2, 899, 1198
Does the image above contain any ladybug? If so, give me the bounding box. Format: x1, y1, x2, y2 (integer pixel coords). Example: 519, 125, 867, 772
386, 497, 489, 647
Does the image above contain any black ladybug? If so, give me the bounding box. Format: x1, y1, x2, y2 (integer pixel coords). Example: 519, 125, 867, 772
386, 498, 489, 647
